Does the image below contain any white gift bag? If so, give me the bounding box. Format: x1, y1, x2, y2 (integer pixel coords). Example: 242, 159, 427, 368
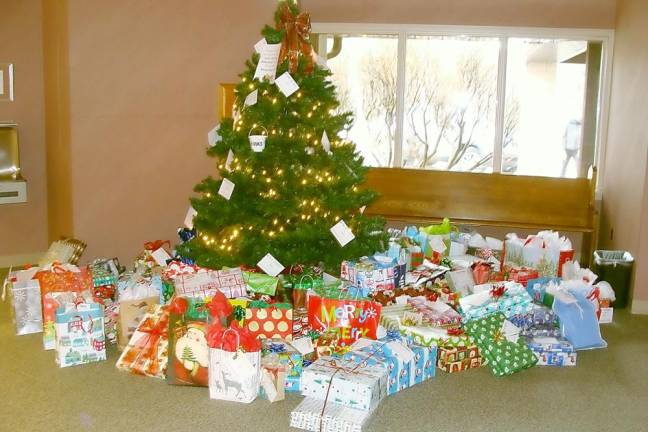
208, 329, 261, 403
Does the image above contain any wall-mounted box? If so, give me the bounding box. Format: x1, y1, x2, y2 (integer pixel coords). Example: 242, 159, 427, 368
0, 123, 26, 204
0, 63, 14, 101
0, 180, 27, 204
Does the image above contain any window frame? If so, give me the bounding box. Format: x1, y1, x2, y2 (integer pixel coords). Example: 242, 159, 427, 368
313, 23, 615, 194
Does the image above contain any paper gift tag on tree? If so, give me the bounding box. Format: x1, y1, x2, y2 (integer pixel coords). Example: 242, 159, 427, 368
330, 220, 355, 247
254, 40, 281, 82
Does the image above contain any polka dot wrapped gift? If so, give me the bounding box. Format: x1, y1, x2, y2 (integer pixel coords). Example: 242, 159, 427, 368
245, 301, 293, 341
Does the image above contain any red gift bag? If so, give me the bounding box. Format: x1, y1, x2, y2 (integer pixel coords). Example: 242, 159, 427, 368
307, 295, 382, 348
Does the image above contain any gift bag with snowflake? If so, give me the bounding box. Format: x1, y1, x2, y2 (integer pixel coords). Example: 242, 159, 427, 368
7, 276, 43, 336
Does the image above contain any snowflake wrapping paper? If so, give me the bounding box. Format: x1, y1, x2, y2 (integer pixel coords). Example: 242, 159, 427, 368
10, 280, 43, 336
300, 357, 387, 412
464, 313, 538, 377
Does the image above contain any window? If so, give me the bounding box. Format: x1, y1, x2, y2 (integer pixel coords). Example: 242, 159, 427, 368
315, 26, 612, 179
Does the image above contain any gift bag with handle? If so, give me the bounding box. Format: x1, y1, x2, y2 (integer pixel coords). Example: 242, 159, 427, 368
207, 323, 261, 403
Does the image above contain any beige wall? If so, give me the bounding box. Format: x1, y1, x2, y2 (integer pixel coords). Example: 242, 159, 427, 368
64, 0, 276, 263
0, 0, 48, 257
600, 0, 648, 309
1, 0, 619, 266
304, 0, 616, 28
56, 0, 617, 266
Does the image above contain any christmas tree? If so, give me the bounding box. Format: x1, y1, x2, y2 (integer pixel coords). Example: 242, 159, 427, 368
178, 0, 387, 271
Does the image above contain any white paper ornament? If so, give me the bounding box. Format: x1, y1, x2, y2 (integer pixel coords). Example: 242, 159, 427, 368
248, 126, 268, 152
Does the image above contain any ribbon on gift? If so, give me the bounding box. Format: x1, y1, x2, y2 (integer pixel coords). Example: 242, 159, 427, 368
144, 240, 171, 251
317, 343, 388, 432
125, 309, 170, 377
267, 342, 288, 354
206, 320, 261, 353
276, 1, 315, 74
163, 261, 206, 279
41, 262, 81, 274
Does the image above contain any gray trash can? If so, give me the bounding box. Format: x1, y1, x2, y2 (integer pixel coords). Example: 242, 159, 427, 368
593, 250, 634, 309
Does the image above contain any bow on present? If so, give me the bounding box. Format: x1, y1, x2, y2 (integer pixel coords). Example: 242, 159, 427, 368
276, 1, 315, 74
267, 342, 288, 354
124, 308, 170, 377
144, 240, 171, 251
207, 320, 261, 353
490, 284, 507, 299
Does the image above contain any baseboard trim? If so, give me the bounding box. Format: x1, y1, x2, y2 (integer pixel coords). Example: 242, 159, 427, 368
0, 252, 44, 269
631, 299, 648, 315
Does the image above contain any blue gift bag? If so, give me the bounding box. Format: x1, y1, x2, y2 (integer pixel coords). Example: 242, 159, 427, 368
552, 288, 606, 350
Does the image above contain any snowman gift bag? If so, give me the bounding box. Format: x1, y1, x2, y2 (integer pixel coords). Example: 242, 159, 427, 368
207, 321, 262, 403
166, 297, 210, 386
3, 268, 43, 336
54, 300, 107, 367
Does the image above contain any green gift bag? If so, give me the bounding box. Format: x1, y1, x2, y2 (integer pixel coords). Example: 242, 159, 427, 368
464, 313, 537, 377
243, 271, 278, 296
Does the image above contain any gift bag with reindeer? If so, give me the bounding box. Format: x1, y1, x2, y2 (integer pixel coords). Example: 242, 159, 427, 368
54, 301, 106, 367
166, 297, 210, 386
207, 322, 261, 403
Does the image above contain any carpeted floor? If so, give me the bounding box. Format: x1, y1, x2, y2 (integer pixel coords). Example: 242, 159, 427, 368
2, 267, 648, 432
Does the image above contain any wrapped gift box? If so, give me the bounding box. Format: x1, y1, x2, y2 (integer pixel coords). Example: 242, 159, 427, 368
342, 342, 412, 395
441, 356, 484, 373
55, 302, 106, 367
262, 339, 303, 392
407, 297, 462, 327
508, 303, 559, 337
290, 397, 374, 432
459, 282, 533, 322
340, 255, 406, 295
464, 313, 538, 377
380, 305, 471, 348
116, 304, 170, 379
172, 267, 246, 299
526, 336, 577, 367
437, 344, 484, 373
301, 357, 387, 412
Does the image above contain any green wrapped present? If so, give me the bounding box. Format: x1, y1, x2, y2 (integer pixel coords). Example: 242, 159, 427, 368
243, 271, 278, 296
464, 313, 537, 377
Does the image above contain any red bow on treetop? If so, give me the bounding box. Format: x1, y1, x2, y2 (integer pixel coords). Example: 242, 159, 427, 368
276, 1, 315, 74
